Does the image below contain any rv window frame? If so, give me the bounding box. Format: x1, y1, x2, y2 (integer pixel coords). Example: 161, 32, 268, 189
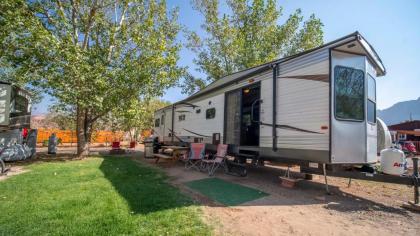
9, 87, 31, 118
206, 108, 216, 119
334, 65, 365, 122
367, 99, 376, 124
367, 74, 376, 124
367, 74, 376, 102
155, 118, 160, 127
178, 114, 186, 121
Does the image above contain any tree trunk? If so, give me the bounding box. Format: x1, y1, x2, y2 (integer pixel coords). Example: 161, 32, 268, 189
76, 106, 89, 157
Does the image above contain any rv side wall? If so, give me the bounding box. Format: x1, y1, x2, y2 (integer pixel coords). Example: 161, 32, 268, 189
259, 49, 330, 162
158, 70, 272, 145
154, 48, 331, 163
163, 108, 173, 143
173, 94, 224, 143
153, 110, 164, 141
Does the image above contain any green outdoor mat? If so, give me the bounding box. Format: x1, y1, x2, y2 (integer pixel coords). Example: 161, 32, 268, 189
185, 178, 268, 206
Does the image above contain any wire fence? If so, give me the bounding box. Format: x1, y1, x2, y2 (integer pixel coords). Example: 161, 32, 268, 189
37, 129, 125, 144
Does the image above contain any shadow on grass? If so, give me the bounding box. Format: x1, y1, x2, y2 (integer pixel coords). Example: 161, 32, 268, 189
99, 156, 195, 215
7, 153, 79, 167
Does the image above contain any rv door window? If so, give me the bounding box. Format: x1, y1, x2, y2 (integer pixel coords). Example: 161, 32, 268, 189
155, 118, 160, 127
334, 66, 364, 121
206, 108, 216, 119
161, 115, 164, 125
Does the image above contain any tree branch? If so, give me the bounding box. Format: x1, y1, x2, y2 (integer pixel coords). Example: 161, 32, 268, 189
81, 0, 98, 50
89, 109, 111, 124
55, 0, 66, 18
70, 0, 79, 45
107, 2, 128, 62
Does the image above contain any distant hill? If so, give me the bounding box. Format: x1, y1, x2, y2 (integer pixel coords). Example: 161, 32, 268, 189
378, 97, 420, 125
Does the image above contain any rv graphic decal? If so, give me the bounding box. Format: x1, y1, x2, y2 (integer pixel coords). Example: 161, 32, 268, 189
278, 74, 329, 83
167, 128, 189, 142
182, 128, 212, 137
260, 122, 324, 134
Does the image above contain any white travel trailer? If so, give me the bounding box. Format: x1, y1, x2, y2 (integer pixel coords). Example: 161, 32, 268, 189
154, 32, 386, 165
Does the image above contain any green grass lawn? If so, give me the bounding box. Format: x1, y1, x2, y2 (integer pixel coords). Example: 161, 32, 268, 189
0, 156, 210, 235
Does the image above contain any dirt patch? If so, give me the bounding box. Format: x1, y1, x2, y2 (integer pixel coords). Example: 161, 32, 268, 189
133, 156, 420, 236
0, 166, 29, 181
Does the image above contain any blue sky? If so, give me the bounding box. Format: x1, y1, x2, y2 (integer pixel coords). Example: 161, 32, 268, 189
33, 0, 420, 114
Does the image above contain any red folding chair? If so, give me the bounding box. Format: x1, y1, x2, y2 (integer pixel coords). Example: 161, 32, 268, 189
202, 144, 228, 176
127, 141, 136, 153
111, 141, 121, 150
185, 143, 205, 170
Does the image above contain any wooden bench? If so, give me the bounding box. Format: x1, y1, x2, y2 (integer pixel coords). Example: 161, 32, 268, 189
153, 153, 175, 164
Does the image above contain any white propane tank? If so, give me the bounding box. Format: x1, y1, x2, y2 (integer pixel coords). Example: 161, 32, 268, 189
380, 147, 406, 175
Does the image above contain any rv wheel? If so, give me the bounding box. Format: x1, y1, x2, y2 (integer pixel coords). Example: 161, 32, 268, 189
239, 168, 247, 177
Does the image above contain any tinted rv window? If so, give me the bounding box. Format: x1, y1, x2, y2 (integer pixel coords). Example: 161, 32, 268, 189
367, 74, 376, 123
334, 66, 364, 121
367, 75, 376, 101
10, 88, 30, 117
367, 100, 376, 123
155, 119, 160, 127
161, 115, 164, 125
206, 108, 216, 119
179, 114, 185, 121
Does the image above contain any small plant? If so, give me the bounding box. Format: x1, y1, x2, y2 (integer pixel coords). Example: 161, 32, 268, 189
43, 140, 48, 147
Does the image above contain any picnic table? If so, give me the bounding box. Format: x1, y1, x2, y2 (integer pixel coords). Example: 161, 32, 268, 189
154, 146, 189, 164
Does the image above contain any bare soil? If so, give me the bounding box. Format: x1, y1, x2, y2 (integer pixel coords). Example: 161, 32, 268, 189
0, 166, 28, 181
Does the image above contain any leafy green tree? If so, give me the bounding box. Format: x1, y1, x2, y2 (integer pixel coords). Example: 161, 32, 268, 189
107, 98, 170, 140
0, 0, 47, 103
184, 0, 323, 94
1, 0, 183, 156
45, 105, 76, 130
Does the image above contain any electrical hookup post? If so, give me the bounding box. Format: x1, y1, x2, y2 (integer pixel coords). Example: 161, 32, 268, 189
48, 133, 58, 155
403, 157, 420, 211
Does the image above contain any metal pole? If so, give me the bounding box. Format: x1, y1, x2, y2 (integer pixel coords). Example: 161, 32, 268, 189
171, 104, 175, 144
323, 163, 330, 194
413, 157, 419, 204
272, 64, 278, 151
